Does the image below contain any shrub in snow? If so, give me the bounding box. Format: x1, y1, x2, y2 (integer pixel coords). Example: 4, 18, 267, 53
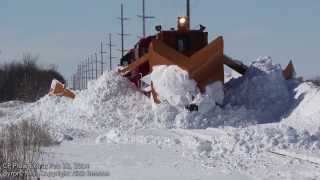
0, 120, 53, 179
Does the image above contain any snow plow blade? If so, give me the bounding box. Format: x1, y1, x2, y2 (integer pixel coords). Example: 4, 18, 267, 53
49, 79, 75, 99
223, 55, 248, 75
283, 60, 295, 80
148, 36, 225, 90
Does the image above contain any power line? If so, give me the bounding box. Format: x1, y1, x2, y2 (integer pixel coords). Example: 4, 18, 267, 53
83, 63, 86, 89
87, 57, 91, 80
95, 52, 98, 79
137, 0, 155, 38
77, 65, 80, 90
117, 3, 130, 58
84, 60, 88, 89
80, 64, 84, 89
100, 41, 107, 75
107, 33, 117, 71
90, 54, 94, 80
186, 0, 191, 28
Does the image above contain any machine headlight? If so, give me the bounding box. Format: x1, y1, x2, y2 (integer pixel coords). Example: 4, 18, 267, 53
177, 16, 189, 30
179, 17, 187, 25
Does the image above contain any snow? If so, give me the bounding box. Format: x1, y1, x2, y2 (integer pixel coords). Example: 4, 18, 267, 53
150, 65, 227, 128
282, 82, 320, 133
50, 79, 61, 89
224, 69, 242, 83
150, 65, 199, 107
1, 56, 320, 179
41, 136, 252, 180
225, 56, 291, 123
13, 71, 154, 140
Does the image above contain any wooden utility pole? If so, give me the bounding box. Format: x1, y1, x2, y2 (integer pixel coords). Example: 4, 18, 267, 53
88, 54, 94, 79
138, 0, 155, 38
83, 63, 86, 89
95, 52, 98, 79
84, 61, 88, 89
107, 33, 116, 71
100, 41, 107, 75
117, 3, 130, 58
78, 64, 81, 89
187, 0, 191, 28
77, 65, 80, 90
80, 64, 83, 89
72, 77, 74, 89
87, 57, 90, 80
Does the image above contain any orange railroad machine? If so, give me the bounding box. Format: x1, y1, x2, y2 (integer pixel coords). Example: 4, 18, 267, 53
119, 16, 257, 103
119, 15, 295, 103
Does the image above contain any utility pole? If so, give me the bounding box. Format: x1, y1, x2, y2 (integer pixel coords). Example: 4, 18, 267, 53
78, 64, 81, 89
187, 0, 191, 28
82, 63, 86, 89
138, 0, 155, 38
107, 33, 116, 71
90, 54, 94, 79
77, 65, 80, 90
73, 74, 76, 90
87, 57, 90, 80
84, 61, 88, 89
86, 58, 90, 88
78, 65, 82, 90
100, 41, 107, 75
117, 3, 130, 58
81, 64, 84, 89
95, 52, 98, 79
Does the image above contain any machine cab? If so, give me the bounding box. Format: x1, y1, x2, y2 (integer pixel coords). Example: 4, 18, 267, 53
155, 16, 208, 57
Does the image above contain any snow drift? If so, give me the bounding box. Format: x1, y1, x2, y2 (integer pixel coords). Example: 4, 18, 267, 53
225, 56, 292, 123
17, 71, 154, 140
1, 56, 319, 151
283, 82, 320, 133
2, 56, 320, 180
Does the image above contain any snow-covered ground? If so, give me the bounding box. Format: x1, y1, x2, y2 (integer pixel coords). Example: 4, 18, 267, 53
1, 56, 320, 180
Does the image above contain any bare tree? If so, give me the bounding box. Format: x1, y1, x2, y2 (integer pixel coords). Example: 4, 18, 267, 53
0, 53, 65, 102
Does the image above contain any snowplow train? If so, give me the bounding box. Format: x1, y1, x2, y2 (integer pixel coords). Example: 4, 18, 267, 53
119, 16, 295, 104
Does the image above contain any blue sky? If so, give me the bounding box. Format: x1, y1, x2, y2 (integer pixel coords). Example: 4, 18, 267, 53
0, 0, 319, 79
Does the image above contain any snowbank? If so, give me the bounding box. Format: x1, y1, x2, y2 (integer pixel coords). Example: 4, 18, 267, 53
3, 56, 319, 152
225, 56, 292, 123
20, 71, 154, 140
1, 55, 320, 180
282, 82, 320, 133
